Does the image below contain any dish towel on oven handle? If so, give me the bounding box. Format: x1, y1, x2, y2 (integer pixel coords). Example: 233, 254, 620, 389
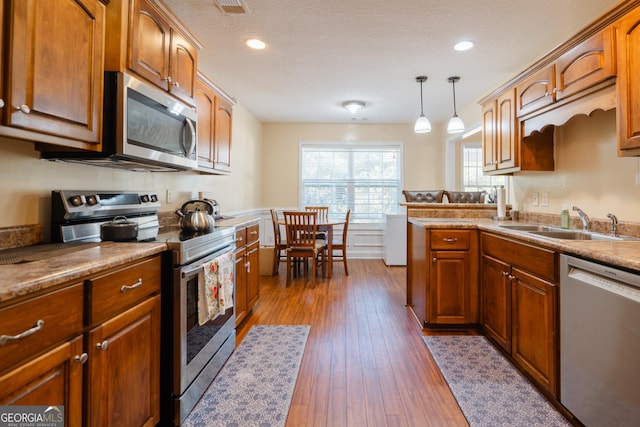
197, 251, 235, 326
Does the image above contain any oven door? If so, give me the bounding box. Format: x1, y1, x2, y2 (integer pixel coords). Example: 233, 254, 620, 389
172, 245, 236, 396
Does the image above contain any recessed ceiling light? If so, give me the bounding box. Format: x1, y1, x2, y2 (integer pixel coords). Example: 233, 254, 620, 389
246, 39, 266, 49
342, 100, 366, 114
454, 41, 475, 51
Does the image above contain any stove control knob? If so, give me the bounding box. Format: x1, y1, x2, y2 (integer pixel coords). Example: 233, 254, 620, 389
85, 194, 99, 205
68, 195, 85, 206
140, 194, 150, 203
149, 194, 158, 202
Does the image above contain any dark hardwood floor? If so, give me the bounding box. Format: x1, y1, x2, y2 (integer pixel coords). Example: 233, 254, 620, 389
236, 259, 472, 426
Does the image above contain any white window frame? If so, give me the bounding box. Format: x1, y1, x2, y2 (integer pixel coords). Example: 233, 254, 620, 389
299, 141, 404, 223
461, 142, 507, 200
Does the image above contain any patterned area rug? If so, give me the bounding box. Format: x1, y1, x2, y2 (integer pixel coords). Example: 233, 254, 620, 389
423, 335, 571, 427
184, 325, 310, 427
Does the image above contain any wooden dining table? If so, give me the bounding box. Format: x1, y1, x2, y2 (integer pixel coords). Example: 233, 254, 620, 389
278, 217, 346, 278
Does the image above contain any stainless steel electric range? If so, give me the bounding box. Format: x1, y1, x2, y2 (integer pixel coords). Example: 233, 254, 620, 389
51, 190, 237, 426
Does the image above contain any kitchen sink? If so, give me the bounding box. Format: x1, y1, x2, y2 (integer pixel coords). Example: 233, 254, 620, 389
499, 224, 558, 232
500, 224, 639, 241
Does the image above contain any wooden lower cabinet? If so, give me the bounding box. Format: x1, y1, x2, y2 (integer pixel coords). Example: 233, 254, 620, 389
480, 232, 559, 397
86, 295, 161, 427
407, 222, 478, 326
235, 222, 260, 325
0, 336, 84, 426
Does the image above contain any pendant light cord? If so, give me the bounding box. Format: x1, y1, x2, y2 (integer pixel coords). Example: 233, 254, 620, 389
452, 79, 458, 116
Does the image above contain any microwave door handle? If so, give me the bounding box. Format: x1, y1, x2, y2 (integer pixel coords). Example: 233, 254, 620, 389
181, 117, 196, 157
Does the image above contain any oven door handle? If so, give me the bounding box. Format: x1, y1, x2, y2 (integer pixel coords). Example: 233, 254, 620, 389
181, 263, 205, 278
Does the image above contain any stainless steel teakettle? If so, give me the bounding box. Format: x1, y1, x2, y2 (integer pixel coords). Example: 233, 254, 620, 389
175, 200, 215, 232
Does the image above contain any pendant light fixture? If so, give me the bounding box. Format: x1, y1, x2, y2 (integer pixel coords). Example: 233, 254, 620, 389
446, 76, 465, 134
414, 76, 432, 133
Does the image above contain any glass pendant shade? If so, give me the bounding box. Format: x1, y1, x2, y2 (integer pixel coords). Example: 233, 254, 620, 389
414, 114, 432, 133
447, 114, 465, 134
414, 76, 431, 134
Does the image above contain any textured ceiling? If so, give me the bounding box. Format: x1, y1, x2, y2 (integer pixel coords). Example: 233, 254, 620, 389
164, 0, 620, 127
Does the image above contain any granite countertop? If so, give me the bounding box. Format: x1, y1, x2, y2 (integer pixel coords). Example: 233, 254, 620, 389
409, 217, 640, 273
0, 216, 262, 305
0, 241, 167, 304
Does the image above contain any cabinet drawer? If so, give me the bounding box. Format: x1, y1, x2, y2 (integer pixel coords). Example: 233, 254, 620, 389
430, 230, 470, 250
235, 227, 248, 247
481, 233, 557, 283
0, 284, 83, 372
246, 224, 259, 245
87, 255, 161, 325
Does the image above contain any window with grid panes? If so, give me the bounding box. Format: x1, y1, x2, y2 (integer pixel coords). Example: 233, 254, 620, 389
462, 143, 506, 197
300, 142, 403, 223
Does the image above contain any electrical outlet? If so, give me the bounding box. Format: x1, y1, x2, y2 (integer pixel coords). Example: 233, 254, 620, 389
166, 190, 174, 204
540, 192, 549, 207
531, 192, 539, 207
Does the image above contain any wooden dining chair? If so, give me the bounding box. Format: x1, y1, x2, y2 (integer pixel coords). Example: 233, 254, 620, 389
283, 211, 327, 288
304, 206, 329, 239
331, 209, 351, 275
270, 209, 288, 275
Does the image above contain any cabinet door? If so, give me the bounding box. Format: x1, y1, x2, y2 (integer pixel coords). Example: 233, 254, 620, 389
511, 267, 558, 397
516, 66, 556, 117
169, 29, 198, 106
0, 336, 84, 426
481, 255, 511, 353
246, 241, 260, 310
235, 245, 248, 326
496, 89, 518, 171
429, 250, 469, 324
555, 27, 615, 101
481, 99, 497, 172
196, 75, 215, 169
214, 96, 233, 172
87, 295, 161, 427
5, 0, 104, 146
616, 7, 640, 155
129, 0, 171, 91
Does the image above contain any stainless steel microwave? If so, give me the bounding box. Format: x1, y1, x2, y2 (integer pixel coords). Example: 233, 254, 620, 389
41, 72, 198, 172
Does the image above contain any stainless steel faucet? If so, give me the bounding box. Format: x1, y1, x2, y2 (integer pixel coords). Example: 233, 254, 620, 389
572, 206, 590, 230
606, 213, 618, 236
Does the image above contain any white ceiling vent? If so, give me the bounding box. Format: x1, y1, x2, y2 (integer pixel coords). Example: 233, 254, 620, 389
215, 0, 249, 14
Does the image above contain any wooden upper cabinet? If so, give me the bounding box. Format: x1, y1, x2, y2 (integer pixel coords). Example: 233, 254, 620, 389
555, 27, 615, 101
106, 0, 201, 106
128, 0, 171, 90
196, 71, 234, 174
517, 27, 615, 118
481, 88, 519, 174
516, 66, 556, 117
616, 6, 640, 155
3, 0, 105, 149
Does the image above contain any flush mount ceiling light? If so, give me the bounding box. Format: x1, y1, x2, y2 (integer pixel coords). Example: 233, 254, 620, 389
414, 76, 432, 134
246, 38, 266, 49
342, 100, 366, 114
446, 76, 465, 134
454, 40, 475, 51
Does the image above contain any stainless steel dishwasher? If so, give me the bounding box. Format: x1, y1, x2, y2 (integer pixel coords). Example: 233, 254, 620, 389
560, 254, 640, 427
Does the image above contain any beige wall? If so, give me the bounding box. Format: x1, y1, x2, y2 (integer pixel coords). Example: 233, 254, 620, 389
260, 122, 446, 208
512, 108, 640, 222
0, 104, 263, 237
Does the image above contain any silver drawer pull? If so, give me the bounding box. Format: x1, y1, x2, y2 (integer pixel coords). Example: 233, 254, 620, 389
0, 319, 44, 346
250, 231, 258, 235
15, 104, 30, 114
120, 278, 143, 293
74, 353, 88, 364
235, 237, 244, 243
442, 238, 458, 243
96, 340, 109, 350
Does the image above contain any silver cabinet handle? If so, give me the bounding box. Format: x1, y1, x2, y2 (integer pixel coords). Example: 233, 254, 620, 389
0, 99, 4, 108
249, 231, 258, 235
96, 340, 109, 350
120, 278, 143, 293
442, 238, 458, 243
74, 353, 88, 364
15, 104, 30, 114
432, 257, 437, 263
0, 319, 44, 346
502, 271, 509, 276
235, 237, 244, 243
